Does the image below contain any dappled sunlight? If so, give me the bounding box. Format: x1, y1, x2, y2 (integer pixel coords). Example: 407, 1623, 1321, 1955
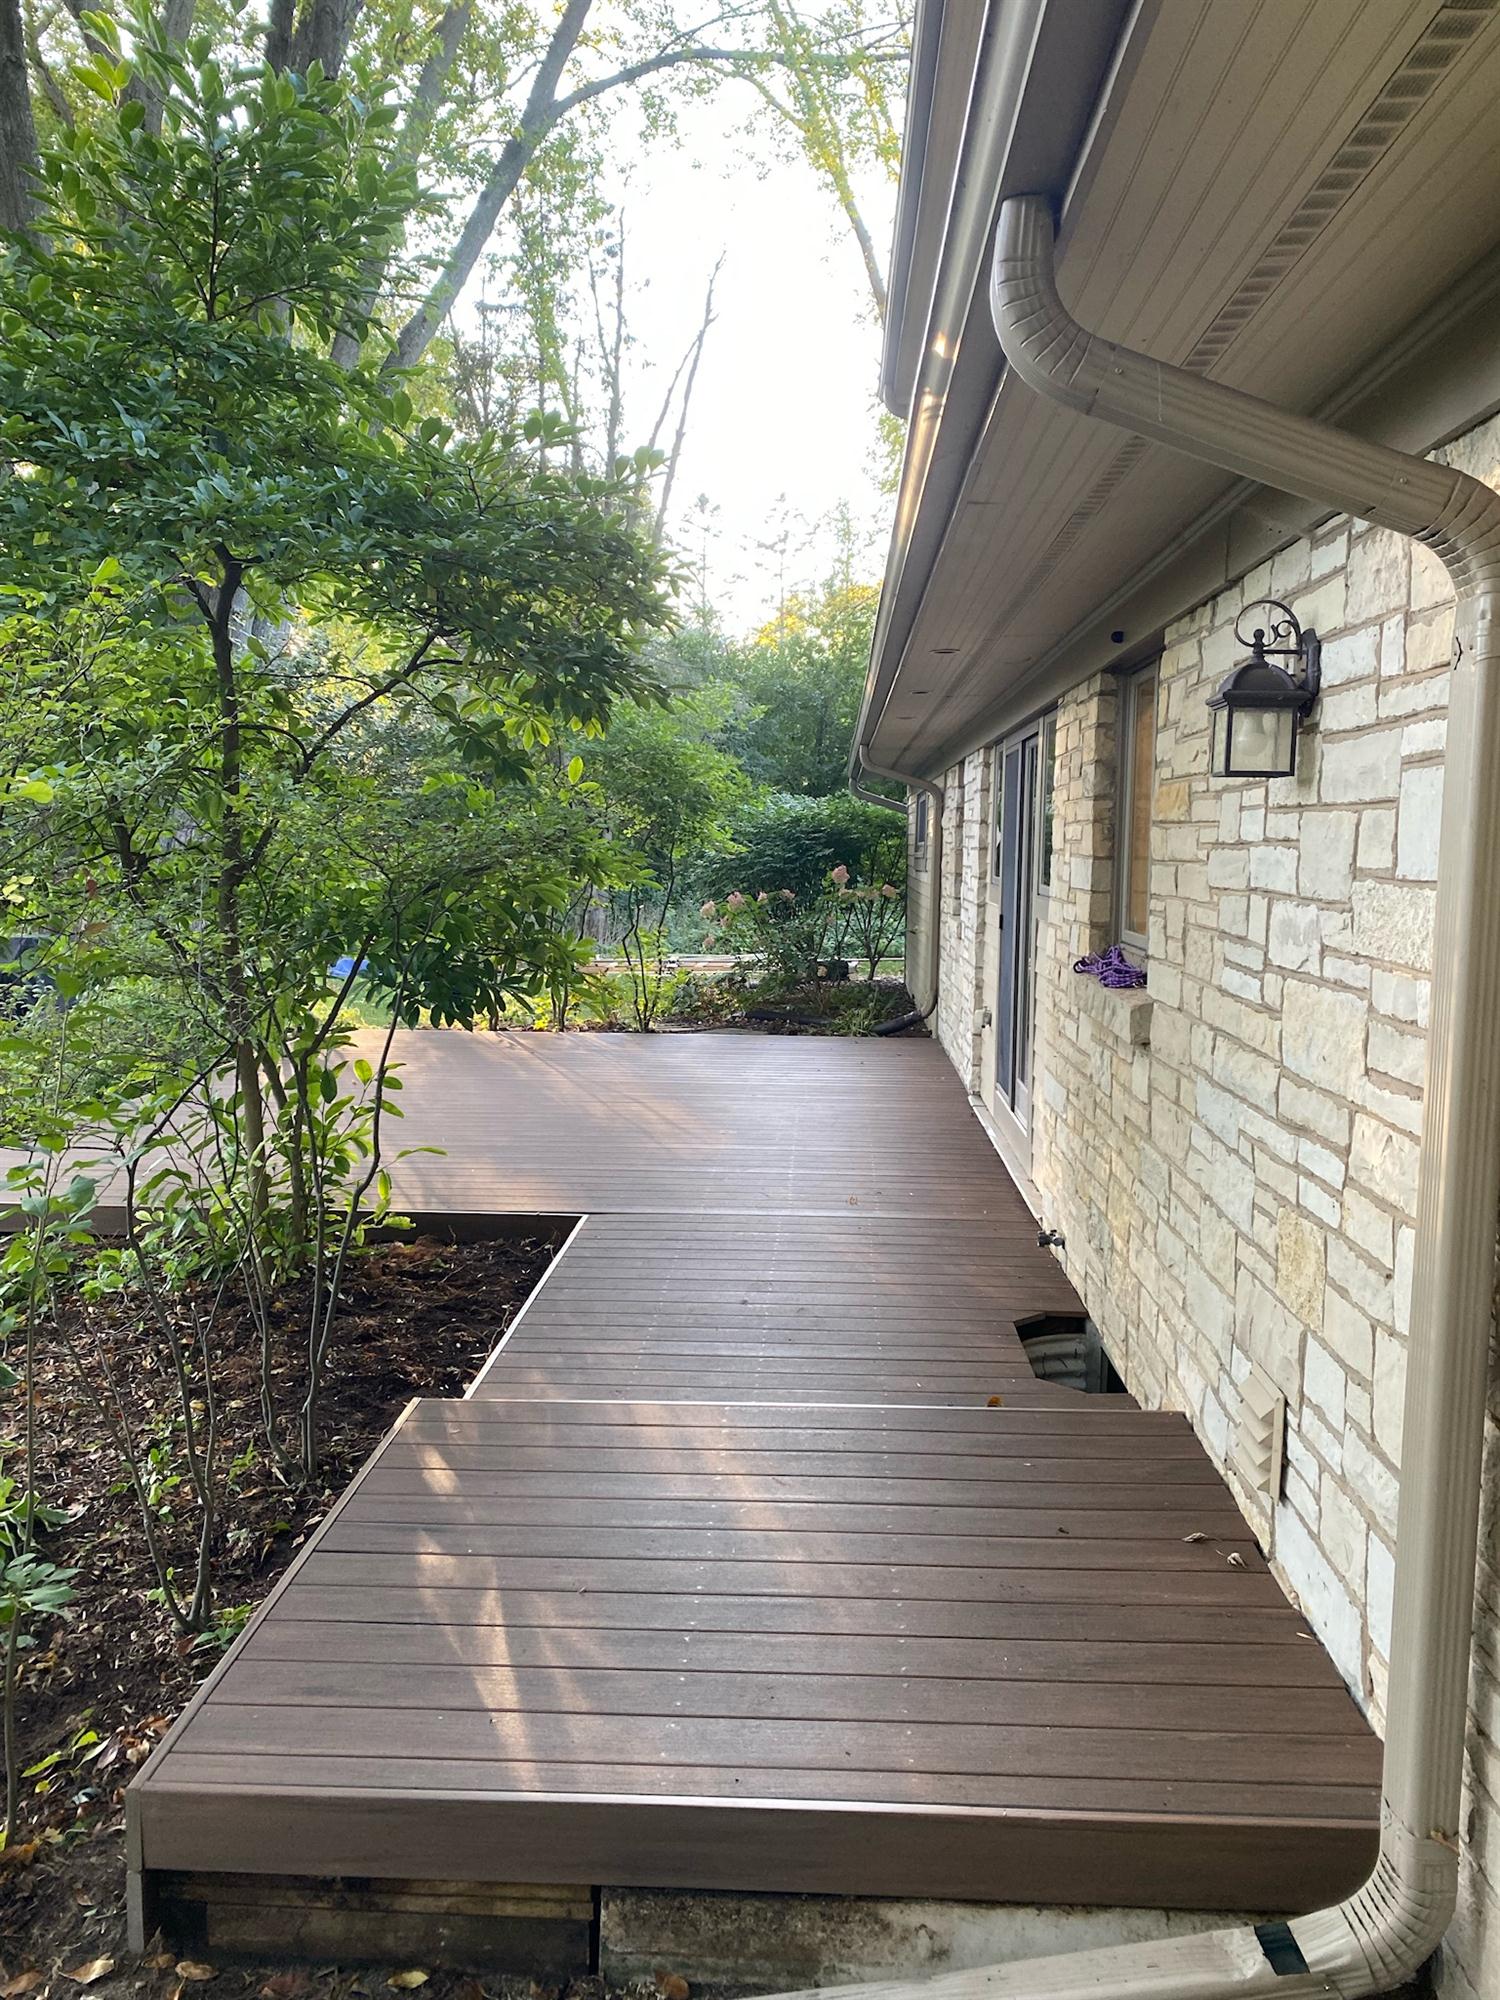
141, 1032, 1375, 1912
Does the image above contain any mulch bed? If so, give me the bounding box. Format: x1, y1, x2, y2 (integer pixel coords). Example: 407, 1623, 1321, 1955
667, 977, 918, 1036
0, 1234, 577, 2000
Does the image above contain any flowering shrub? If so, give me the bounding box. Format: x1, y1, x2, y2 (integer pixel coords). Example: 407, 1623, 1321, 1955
701, 865, 904, 985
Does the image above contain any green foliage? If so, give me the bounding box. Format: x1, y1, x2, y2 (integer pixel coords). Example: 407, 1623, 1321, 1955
577, 689, 748, 1028
0, 39, 673, 1061
719, 577, 877, 796
0, 1168, 99, 1343
0, 1551, 77, 1635
0, 41, 677, 1643
697, 790, 904, 905
0, 1457, 70, 1563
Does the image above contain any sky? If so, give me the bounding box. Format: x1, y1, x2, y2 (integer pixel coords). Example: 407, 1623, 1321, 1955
596, 92, 899, 633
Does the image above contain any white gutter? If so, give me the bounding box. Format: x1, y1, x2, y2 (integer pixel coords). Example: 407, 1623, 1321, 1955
851, 749, 944, 1022
774, 196, 1500, 2000
880, 0, 947, 417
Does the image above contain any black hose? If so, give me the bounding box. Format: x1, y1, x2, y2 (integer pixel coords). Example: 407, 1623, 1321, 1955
873, 995, 937, 1037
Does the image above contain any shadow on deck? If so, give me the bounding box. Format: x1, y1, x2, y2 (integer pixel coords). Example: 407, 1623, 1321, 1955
128, 1032, 1378, 1968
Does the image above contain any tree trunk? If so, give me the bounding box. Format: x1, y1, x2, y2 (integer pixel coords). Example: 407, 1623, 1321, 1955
206, 559, 273, 1244
124, 0, 198, 137
654, 256, 723, 544
329, 0, 472, 369
0, 0, 38, 236
289, 0, 364, 79
264, 0, 295, 70
386, 0, 595, 374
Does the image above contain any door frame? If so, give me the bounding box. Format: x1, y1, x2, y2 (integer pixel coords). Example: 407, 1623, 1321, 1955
982, 713, 1055, 1166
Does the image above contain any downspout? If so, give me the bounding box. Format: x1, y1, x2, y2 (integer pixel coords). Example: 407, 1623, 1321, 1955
771, 197, 1500, 2000
983, 197, 1500, 1998
850, 749, 944, 1029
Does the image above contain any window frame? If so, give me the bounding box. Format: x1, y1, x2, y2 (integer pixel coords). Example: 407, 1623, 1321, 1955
913, 790, 930, 853
1116, 663, 1159, 954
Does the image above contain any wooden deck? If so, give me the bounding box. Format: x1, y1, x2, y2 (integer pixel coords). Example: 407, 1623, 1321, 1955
129, 1032, 1379, 1944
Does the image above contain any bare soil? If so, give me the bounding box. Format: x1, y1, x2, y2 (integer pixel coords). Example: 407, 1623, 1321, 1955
0, 1235, 574, 2000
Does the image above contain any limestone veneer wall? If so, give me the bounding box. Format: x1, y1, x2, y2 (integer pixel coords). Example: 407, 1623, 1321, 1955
921, 411, 1500, 1999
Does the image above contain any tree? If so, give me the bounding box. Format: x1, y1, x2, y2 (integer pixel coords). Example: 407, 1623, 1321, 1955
15, 1, 908, 371
734, 0, 903, 320
0, 0, 39, 234
445, 210, 724, 544
722, 568, 877, 795
577, 688, 746, 1026
0, 32, 671, 1271
696, 789, 902, 904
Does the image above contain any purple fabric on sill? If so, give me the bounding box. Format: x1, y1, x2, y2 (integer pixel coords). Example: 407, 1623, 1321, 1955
1073, 946, 1148, 990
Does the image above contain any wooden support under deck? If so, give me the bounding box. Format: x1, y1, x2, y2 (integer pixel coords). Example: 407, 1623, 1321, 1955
129, 1033, 1379, 1961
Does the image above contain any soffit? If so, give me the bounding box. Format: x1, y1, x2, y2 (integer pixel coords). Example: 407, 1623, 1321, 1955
870, 0, 1500, 772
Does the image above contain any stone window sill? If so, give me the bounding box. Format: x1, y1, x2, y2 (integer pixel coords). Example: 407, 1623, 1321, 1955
1075, 976, 1153, 1048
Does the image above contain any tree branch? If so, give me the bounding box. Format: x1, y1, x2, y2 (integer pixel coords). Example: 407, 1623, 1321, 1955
384, 5, 903, 374
385, 0, 595, 375
330, 0, 472, 369
655, 253, 723, 544
21, 0, 71, 131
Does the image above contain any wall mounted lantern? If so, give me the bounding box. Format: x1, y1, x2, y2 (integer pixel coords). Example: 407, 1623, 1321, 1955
1207, 598, 1322, 779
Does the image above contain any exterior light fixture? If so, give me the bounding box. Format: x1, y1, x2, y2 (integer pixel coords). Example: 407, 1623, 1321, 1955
1206, 598, 1322, 779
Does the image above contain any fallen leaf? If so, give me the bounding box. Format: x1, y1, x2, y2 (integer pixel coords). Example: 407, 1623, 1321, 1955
656, 1978, 690, 2000
1182, 1531, 1208, 1544
1226, 1552, 1247, 1568
174, 1968, 215, 1985
0, 1972, 45, 1996
387, 1976, 429, 1991
258, 1973, 311, 2000
147, 1956, 176, 1973
64, 1960, 116, 1986
986, 1396, 1004, 1408
0, 1841, 40, 1870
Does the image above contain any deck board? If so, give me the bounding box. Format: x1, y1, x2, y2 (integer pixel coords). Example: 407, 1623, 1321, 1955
131, 1032, 1379, 1920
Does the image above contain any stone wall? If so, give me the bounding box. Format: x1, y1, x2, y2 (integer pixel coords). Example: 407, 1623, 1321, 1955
925, 411, 1500, 1998
934, 748, 991, 1091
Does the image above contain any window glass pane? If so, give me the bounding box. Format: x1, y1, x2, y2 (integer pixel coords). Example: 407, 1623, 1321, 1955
1037, 713, 1056, 895
1126, 670, 1156, 939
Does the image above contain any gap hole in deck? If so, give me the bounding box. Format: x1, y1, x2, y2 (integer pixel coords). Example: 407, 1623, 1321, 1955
1015, 1313, 1126, 1393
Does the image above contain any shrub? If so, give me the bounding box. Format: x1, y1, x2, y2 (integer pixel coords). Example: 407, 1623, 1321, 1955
696, 793, 905, 909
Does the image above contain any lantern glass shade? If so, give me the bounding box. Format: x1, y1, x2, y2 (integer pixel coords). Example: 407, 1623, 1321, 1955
1211, 701, 1297, 778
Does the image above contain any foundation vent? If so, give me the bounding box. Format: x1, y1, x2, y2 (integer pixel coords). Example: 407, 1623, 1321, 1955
1232, 1364, 1287, 1503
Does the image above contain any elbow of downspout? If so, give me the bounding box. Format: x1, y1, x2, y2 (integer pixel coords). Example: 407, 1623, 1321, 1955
851, 745, 943, 1022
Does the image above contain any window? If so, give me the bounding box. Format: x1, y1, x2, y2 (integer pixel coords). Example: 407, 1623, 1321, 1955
914, 791, 930, 850
1118, 665, 1158, 949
